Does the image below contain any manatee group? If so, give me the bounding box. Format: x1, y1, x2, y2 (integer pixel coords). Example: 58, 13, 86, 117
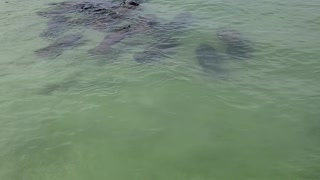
36, 0, 145, 57
35, 0, 254, 78
35, 0, 192, 61
37, 1, 134, 37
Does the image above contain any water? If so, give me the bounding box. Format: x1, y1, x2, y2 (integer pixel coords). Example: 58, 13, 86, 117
1, 0, 320, 179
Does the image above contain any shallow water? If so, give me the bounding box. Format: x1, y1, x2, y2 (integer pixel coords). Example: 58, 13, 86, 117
1, 0, 320, 179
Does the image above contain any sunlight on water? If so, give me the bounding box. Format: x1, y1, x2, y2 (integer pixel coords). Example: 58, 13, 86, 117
0, 0, 319, 179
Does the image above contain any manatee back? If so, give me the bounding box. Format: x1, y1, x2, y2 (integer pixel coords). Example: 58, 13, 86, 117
165, 12, 193, 31
217, 28, 252, 59
196, 44, 226, 73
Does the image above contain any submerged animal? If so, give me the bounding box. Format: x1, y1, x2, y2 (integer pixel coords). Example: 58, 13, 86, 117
195, 44, 226, 74
37, 0, 137, 36
35, 34, 86, 59
195, 28, 253, 76
89, 15, 159, 55
35, 0, 193, 61
217, 28, 252, 59
40, 15, 71, 39
133, 12, 193, 63
35, 0, 147, 58
36, 0, 190, 62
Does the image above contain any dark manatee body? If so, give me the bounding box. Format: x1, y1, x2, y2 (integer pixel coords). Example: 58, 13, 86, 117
217, 28, 252, 59
89, 28, 131, 55
133, 38, 179, 63
160, 12, 193, 32
196, 44, 226, 74
195, 29, 253, 76
40, 16, 71, 39
35, 34, 86, 59
133, 12, 193, 63
89, 16, 158, 55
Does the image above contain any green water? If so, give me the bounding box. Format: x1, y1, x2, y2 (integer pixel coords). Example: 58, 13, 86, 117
1, 0, 320, 179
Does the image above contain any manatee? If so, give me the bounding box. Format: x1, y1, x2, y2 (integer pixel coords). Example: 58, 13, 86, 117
133, 48, 170, 63
133, 37, 179, 63
35, 34, 86, 59
160, 12, 193, 32
89, 16, 159, 55
133, 12, 193, 63
196, 44, 226, 74
89, 29, 130, 55
40, 16, 71, 39
90, 12, 191, 59
217, 28, 252, 59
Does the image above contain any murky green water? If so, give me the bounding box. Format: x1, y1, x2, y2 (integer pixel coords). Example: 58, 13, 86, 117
1, 0, 320, 179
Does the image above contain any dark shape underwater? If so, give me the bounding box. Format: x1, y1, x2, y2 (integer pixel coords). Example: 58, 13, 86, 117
35, 0, 194, 61
35, 34, 86, 59
35, 0, 148, 58
196, 44, 226, 74
195, 28, 254, 76
133, 12, 193, 63
217, 28, 253, 59
89, 16, 159, 55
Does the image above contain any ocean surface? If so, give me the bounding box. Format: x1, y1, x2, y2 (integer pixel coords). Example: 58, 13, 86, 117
0, 0, 319, 179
